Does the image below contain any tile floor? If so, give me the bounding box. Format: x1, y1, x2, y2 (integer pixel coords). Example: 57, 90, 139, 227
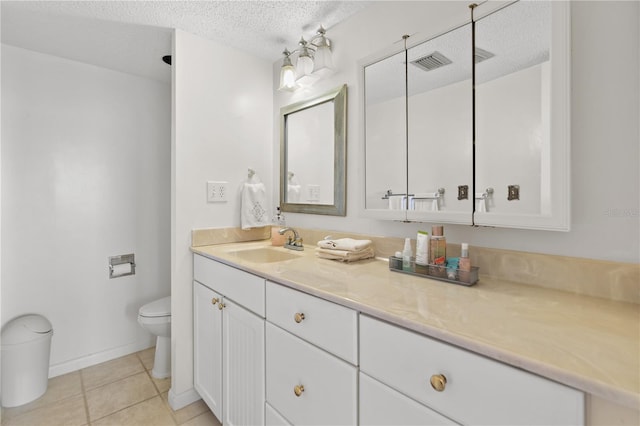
0, 347, 221, 426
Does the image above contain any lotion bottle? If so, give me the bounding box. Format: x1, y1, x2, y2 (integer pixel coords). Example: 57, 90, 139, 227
402, 238, 413, 272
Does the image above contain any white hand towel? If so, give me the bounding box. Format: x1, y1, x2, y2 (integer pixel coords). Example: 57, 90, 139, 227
315, 247, 375, 262
241, 182, 268, 230
317, 238, 373, 252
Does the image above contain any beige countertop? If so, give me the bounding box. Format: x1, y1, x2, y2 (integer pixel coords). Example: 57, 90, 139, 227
191, 240, 640, 409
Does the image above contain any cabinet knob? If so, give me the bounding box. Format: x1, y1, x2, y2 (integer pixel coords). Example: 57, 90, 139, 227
293, 384, 305, 397
294, 312, 305, 323
430, 374, 447, 392
218, 302, 226, 310
211, 297, 219, 305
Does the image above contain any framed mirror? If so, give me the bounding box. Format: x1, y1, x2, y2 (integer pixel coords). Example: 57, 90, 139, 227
280, 84, 347, 216
474, 1, 570, 230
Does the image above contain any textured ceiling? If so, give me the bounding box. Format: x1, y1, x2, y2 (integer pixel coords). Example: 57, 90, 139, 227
1, 1, 371, 83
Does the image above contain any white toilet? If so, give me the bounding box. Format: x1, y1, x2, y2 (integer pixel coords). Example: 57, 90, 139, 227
137, 296, 171, 379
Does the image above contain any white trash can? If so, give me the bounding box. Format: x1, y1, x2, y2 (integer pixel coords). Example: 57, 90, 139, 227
1, 314, 53, 407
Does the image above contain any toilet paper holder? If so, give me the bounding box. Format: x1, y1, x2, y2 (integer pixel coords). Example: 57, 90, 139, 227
109, 253, 136, 279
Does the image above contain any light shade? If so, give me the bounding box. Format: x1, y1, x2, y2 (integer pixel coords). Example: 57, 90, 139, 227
278, 50, 298, 91
296, 54, 319, 87
312, 30, 334, 78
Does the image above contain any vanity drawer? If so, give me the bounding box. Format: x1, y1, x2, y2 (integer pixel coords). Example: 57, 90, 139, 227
360, 315, 584, 426
266, 323, 357, 426
193, 254, 265, 317
360, 372, 459, 426
266, 281, 357, 364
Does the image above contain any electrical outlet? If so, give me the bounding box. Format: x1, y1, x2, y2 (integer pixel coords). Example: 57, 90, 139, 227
207, 181, 228, 202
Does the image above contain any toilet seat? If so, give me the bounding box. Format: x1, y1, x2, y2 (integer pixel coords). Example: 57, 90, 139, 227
139, 296, 171, 318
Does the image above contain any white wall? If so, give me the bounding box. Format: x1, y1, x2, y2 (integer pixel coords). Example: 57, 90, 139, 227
1, 45, 171, 375
171, 29, 272, 407
273, 1, 639, 263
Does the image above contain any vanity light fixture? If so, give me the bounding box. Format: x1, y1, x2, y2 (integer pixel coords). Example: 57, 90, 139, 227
278, 26, 334, 91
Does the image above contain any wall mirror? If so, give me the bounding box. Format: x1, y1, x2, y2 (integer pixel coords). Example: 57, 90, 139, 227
361, 23, 473, 224
474, 1, 570, 230
360, 0, 570, 231
280, 84, 347, 216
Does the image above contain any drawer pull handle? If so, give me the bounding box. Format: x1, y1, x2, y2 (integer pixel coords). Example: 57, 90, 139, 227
211, 297, 219, 305
294, 312, 305, 323
430, 374, 447, 392
294, 385, 305, 397
218, 302, 226, 310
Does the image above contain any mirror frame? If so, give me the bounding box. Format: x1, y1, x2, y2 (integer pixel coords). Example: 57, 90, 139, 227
280, 84, 347, 216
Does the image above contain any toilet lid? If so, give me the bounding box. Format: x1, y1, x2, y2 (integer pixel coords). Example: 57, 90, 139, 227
139, 296, 171, 317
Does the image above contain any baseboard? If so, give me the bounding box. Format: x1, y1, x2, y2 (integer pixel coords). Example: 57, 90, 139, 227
168, 387, 201, 411
48, 337, 155, 378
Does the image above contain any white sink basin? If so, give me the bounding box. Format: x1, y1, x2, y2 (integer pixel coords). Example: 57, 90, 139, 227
228, 247, 302, 263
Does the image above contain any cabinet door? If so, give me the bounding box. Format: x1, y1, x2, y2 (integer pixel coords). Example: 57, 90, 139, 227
474, 1, 570, 230
193, 281, 223, 420
406, 22, 473, 225
222, 298, 265, 426
360, 372, 459, 426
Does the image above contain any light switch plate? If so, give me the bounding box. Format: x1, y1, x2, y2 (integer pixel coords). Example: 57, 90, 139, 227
207, 181, 228, 202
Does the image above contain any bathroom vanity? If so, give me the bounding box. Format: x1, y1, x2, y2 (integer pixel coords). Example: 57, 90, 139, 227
191, 241, 639, 425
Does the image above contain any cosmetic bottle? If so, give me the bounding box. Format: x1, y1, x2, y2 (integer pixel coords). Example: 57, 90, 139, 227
429, 225, 447, 277
458, 242, 471, 282
402, 238, 413, 272
459, 243, 471, 272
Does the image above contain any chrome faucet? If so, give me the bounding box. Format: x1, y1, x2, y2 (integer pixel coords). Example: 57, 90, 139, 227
278, 227, 303, 251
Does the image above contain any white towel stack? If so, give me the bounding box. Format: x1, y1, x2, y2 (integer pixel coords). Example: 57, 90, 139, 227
315, 238, 375, 262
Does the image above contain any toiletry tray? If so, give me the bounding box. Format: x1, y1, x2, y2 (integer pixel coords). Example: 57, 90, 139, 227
388, 257, 479, 286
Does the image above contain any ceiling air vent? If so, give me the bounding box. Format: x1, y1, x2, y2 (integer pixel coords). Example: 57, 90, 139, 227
475, 47, 495, 63
411, 51, 452, 72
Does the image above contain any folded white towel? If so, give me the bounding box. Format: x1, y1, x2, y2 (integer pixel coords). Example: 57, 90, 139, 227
317, 238, 373, 252
241, 182, 268, 230
315, 247, 375, 262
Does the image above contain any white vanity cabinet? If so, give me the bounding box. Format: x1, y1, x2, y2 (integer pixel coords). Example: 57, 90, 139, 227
193, 254, 265, 426
360, 315, 585, 426
265, 282, 358, 425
